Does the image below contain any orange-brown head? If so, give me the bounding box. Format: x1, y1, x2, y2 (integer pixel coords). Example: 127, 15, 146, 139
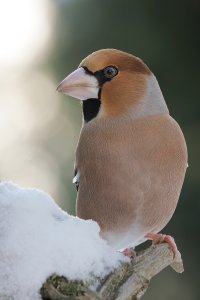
57, 49, 168, 121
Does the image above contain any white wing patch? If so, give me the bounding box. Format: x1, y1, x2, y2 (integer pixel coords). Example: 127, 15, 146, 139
73, 171, 80, 185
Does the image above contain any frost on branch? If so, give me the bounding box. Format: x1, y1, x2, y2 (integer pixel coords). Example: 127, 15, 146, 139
0, 182, 183, 300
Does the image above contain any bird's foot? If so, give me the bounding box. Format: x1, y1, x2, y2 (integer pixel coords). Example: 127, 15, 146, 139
122, 248, 136, 258
145, 233, 177, 258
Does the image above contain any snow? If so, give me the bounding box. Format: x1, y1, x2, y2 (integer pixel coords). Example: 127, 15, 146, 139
0, 182, 126, 300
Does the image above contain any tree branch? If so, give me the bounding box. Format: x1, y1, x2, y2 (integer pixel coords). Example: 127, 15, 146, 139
40, 243, 184, 300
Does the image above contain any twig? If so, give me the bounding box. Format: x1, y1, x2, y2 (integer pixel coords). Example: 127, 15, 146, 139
40, 243, 184, 300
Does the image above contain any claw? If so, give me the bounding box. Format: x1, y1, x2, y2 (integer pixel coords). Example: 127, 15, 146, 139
145, 233, 177, 258
122, 248, 136, 258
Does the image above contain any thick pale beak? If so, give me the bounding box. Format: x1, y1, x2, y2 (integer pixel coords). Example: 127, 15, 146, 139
56, 67, 99, 100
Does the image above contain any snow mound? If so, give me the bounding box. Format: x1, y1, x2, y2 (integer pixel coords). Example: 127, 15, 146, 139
0, 182, 125, 300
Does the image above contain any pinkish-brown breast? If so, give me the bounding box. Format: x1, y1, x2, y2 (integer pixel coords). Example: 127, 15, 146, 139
76, 113, 187, 240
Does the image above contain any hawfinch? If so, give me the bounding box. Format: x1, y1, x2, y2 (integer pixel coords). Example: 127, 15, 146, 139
57, 49, 187, 256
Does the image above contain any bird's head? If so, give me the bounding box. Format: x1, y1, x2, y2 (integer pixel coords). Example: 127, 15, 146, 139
57, 49, 168, 122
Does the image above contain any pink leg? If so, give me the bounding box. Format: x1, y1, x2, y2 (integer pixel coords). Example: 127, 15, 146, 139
122, 248, 136, 258
145, 233, 177, 258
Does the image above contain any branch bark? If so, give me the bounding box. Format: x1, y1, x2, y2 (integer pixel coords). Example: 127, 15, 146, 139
40, 243, 184, 300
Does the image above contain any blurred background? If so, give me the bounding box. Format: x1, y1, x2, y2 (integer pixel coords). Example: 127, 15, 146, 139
0, 0, 199, 298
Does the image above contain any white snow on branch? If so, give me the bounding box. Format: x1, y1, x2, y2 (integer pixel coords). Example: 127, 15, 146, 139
0, 182, 125, 300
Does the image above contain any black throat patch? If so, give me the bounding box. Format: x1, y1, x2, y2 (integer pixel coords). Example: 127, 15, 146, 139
82, 98, 101, 123
82, 66, 113, 123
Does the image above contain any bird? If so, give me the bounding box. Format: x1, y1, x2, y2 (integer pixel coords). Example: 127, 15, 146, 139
57, 49, 188, 257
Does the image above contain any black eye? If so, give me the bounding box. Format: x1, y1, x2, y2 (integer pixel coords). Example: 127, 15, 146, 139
104, 66, 118, 79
